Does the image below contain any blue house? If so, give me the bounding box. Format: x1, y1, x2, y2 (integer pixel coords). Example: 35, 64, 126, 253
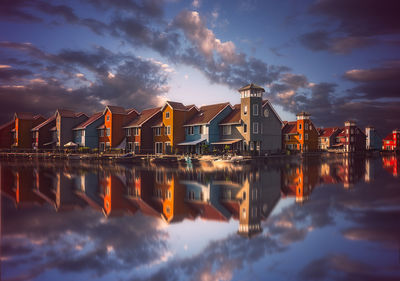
177, 102, 232, 154
73, 112, 104, 149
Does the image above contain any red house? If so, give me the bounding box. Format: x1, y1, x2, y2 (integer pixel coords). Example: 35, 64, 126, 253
124, 107, 162, 154
13, 113, 46, 149
382, 129, 400, 151
334, 121, 366, 152
0, 119, 14, 149
98, 106, 139, 151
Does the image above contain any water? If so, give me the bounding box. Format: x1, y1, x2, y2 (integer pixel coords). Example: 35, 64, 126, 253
1, 155, 400, 281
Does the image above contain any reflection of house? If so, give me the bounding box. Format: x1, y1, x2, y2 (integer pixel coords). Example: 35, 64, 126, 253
382, 156, 399, 177
14, 167, 46, 206
13, 113, 46, 149
184, 181, 231, 222
0, 165, 16, 200
365, 126, 382, 151
74, 172, 103, 211
73, 112, 104, 149
98, 106, 139, 151
124, 107, 161, 154
55, 110, 88, 148
153, 102, 199, 154
336, 156, 366, 188
318, 127, 340, 150
101, 173, 138, 217
179, 102, 232, 154
282, 112, 319, 152
55, 171, 86, 211
32, 167, 57, 206
382, 129, 400, 151
31, 114, 56, 149
0, 119, 14, 148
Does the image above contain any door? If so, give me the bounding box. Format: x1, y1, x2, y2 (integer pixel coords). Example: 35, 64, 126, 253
155, 142, 163, 154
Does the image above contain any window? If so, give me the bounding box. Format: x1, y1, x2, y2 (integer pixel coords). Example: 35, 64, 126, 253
299, 123, 302, 130
126, 129, 131, 136
155, 127, 161, 136
285, 134, 289, 140
100, 130, 104, 137
134, 142, 140, 151
253, 122, 259, 134
250, 141, 254, 150
165, 142, 171, 153
128, 142, 133, 151
242, 191, 246, 200
243, 123, 247, 133
299, 134, 302, 140
106, 115, 110, 121
106, 128, 110, 136
305, 123, 309, 130
188, 126, 194, 135
244, 105, 247, 115
309, 124, 312, 130
351, 129, 354, 134
305, 133, 308, 140
242, 208, 246, 219
223, 125, 231, 135
164, 126, 171, 135
199, 125, 204, 135
133, 128, 139, 136
165, 111, 170, 119
253, 104, 259, 116
106, 142, 110, 148
167, 190, 171, 199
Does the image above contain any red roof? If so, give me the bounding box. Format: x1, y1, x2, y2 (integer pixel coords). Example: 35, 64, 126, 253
383, 134, 394, 141
220, 104, 241, 125
187, 201, 229, 222
0, 119, 14, 131
165, 101, 187, 111
185, 102, 231, 126
282, 121, 297, 134
336, 128, 346, 137
105, 105, 127, 115
319, 127, 339, 138
124, 107, 161, 128
73, 112, 103, 130
32, 115, 56, 131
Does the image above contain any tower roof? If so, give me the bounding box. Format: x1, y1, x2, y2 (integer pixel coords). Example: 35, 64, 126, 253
238, 83, 265, 92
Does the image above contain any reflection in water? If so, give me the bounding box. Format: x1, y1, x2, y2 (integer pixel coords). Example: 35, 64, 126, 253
1, 155, 400, 281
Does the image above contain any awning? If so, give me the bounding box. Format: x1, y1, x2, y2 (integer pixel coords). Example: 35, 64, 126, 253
211, 139, 242, 145
331, 143, 344, 147
43, 140, 57, 146
177, 138, 206, 146
64, 141, 78, 147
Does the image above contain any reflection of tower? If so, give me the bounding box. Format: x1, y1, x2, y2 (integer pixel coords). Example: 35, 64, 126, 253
364, 158, 372, 183
238, 179, 262, 237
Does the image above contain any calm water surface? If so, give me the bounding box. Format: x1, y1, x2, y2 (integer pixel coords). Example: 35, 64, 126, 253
1, 155, 400, 281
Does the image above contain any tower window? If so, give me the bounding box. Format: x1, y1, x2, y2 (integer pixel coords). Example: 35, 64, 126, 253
253, 104, 259, 116
244, 105, 247, 115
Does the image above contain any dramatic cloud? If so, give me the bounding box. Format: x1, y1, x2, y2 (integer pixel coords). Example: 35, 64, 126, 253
0, 43, 169, 123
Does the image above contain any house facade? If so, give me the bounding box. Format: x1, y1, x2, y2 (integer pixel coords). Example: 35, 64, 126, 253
55, 110, 88, 148
13, 113, 46, 149
365, 126, 382, 150
282, 112, 319, 152
0, 119, 14, 149
217, 104, 244, 152
382, 129, 400, 151
335, 121, 366, 153
31, 115, 56, 149
73, 112, 104, 149
124, 107, 161, 154
178, 102, 232, 154
98, 106, 139, 151
153, 101, 198, 154
318, 127, 340, 150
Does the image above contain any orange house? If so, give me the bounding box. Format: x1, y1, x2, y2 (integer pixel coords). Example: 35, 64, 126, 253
153, 101, 198, 154
282, 112, 319, 152
13, 113, 46, 149
98, 105, 139, 151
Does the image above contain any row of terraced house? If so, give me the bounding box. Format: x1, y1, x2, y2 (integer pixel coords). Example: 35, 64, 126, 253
0, 83, 398, 154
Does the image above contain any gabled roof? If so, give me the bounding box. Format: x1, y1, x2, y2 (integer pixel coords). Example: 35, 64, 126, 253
14, 112, 43, 120
184, 102, 231, 126
124, 107, 161, 128
32, 115, 56, 131
318, 127, 340, 138
219, 104, 241, 125
238, 83, 265, 92
383, 133, 394, 141
336, 128, 346, 137
56, 109, 76, 117
262, 99, 283, 124
104, 105, 127, 115
73, 112, 103, 130
282, 121, 297, 134
163, 101, 187, 111
0, 119, 14, 131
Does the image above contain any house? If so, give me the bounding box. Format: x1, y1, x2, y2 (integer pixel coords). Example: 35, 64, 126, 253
382, 129, 400, 151
216, 104, 244, 152
282, 112, 319, 152
0, 119, 14, 149
318, 127, 341, 150
335, 121, 366, 153
124, 107, 162, 154
216, 84, 282, 155
178, 102, 232, 154
73, 112, 104, 149
153, 101, 199, 154
365, 126, 382, 151
12, 113, 46, 149
31, 114, 56, 149
55, 109, 88, 148
98, 106, 139, 151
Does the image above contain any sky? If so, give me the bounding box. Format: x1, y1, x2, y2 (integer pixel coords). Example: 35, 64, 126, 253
0, 0, 399, 135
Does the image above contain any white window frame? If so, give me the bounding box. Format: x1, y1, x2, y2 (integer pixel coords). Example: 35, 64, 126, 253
106, 128, 110, 136
305, 133, 308, 140
253, 104, 259, 116
100, 130, 104, 137
299, 134, 302, 140
165, 111, 170, 119
126, 128, 131, 136
253, 122, 259, 134
167, 126, 171, 135
155, 127, 161, 136
244, 105, 247, 115
223, 125, 231, 135
133, 128, 139, 136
